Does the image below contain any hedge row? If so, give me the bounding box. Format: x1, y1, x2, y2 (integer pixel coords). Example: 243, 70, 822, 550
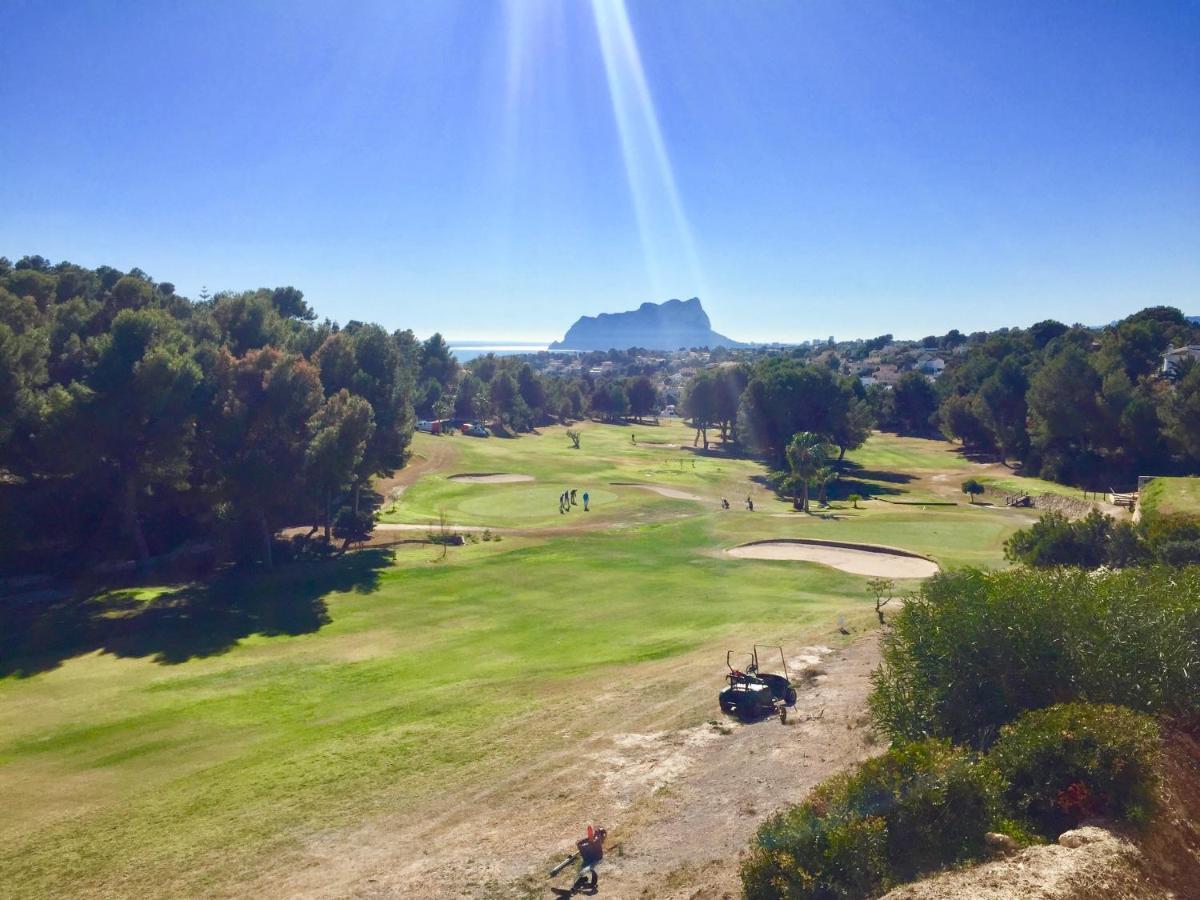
870, 566, 1200, 747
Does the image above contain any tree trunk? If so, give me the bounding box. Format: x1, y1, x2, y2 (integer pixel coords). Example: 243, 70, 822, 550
324, 488, 332, 542
259, 509, 274, 569
838, 444, 847, 462
353, 483, 362, 515
121, 473, 151, 564
801, 481, 810, 512
701, 426, 709, 450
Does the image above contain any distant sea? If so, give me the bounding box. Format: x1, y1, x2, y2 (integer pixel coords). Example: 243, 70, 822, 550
448, 341, 552, 362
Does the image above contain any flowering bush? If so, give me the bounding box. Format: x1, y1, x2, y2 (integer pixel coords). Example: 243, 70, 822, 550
988, 703, 1160, 839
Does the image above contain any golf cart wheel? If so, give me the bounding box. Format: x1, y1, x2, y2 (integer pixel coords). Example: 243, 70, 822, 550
778, 706, 788, 724
785, 687, 798, 706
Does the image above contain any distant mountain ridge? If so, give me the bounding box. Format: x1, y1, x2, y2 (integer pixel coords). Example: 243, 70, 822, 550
549, 297, 743, 351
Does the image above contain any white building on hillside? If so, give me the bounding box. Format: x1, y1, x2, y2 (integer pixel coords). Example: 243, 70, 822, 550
1162, 345, 1200, 376
917, 354, 946, 376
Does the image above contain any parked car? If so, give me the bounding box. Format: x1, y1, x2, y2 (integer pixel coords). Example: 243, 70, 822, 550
463, 423, 489, 437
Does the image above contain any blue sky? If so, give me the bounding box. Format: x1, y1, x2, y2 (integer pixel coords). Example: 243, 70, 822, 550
2, 1, 1197, 341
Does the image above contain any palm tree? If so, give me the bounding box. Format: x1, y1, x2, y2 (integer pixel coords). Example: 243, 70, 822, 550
815, 466, 837, 507
786, 432, 832, 512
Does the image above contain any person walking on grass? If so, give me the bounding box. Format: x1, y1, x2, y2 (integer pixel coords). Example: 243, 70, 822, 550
571, 488, 577, 506
745, 495, 754, 512
583, 491, 589, 512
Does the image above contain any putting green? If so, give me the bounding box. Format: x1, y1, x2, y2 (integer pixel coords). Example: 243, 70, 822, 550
455, 486, 619, 520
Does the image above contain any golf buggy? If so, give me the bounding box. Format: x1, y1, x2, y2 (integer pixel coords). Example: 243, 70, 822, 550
718, 645, 798, 723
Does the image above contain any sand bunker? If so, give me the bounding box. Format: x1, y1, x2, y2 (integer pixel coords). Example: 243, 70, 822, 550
447, 473, 534, 483
727, 539, 939, 578
612, 482, 705, 501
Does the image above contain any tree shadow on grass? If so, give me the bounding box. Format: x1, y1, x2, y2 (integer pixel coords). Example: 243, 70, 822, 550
837, 460, 917, 486
829, 478, 905, 499
748, 470, 908, 500
0, 549, 392, 678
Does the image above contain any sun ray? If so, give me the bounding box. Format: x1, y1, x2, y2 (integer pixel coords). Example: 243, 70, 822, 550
589, 0, 706, 299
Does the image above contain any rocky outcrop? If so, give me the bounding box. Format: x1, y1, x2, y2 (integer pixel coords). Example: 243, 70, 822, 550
549, 297, 743, 351
881, 727, 1200, 900
880, 826, 1160, 900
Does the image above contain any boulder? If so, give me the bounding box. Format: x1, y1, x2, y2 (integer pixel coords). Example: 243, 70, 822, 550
1058, 826, 1113, 849
984, 832, 1020, 856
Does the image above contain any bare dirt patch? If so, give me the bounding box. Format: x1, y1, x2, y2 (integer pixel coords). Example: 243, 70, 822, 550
373, 523, 493, 533
447, 473, 535, 484
238, 635, 884, 899
727, 539, 939, 578
1029, 492, 1109, 520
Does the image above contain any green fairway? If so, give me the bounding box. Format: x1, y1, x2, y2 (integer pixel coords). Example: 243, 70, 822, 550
1139, 476, 1200, 519
843, 432, 975, 473
383, 420, 762, 527
0, 423, 1028, 897
843, 432, 1087, 500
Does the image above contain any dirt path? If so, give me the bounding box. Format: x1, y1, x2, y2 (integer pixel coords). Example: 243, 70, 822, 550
448, 473, 536, 484
372, 438, 461, 500
241, 634, 883, 899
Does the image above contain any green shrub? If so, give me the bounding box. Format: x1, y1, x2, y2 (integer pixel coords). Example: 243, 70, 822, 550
871, 567, 1200, 747
1004, 510, 1155, 569
741, 800, 887, 900
1143, 514, 1200, 564
989, 703, 1160, 839
961, 478, 984, 502
1142, 512, 1200, 547
1157, 539, 1200, 566
332, 506, 373, 545
741, 740, 998, 899
1107, 520, 1151, 567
